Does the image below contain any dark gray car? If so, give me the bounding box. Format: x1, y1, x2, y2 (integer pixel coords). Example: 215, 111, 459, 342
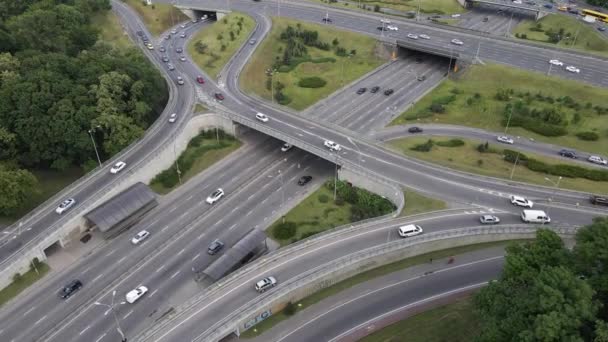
207, 239, 225, 255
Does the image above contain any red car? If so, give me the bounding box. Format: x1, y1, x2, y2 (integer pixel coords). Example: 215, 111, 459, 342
214, 93, 225, 101
196, 76, 204, 84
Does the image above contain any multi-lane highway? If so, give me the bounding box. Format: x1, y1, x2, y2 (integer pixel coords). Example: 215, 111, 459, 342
1, 0, 607, 341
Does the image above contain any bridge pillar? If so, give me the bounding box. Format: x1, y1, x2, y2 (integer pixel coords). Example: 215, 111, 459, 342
536, 10, 549, 21
459, 0, 469, 8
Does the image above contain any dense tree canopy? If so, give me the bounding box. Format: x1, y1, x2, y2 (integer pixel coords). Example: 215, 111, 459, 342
0, 0, 167, 215
475, 220, 608, 342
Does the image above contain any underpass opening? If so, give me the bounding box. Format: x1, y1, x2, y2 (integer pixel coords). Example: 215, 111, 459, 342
43, 240, 62, 258
396, 46, 462, 76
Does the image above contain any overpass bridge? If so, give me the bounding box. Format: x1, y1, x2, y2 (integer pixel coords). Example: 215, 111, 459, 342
465, 0, 550, 20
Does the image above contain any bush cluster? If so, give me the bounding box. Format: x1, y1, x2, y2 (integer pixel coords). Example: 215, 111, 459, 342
325, 180, 395, 222
410, 139, 434, 152
435, 139, 465, 147
576, 131, 599, 141
273, 222, 297, 240
298, 76, 327, 88
502, 149, 608, 181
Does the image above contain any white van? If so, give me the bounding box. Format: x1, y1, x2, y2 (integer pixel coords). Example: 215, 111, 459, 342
398, 224, 423, 238
521, 210, 550, 223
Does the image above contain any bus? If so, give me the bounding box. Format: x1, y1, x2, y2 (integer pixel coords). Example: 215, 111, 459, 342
581, 9, 608, 23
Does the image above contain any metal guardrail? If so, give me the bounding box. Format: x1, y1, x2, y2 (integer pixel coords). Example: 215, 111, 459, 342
137, 224, 577, 341
0, 0, 191, 274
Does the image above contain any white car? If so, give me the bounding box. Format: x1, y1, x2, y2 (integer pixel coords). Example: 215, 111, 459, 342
180, 24, 186, 28
168, 113, 177, 123
549, 59, 563, 66
510, 195, 534, 208
131, 230, 150, 245
496, 135, 514, 144
566, 65, 580, 73
170, 29, 177, 35
125, 286, 148, 304
324, 140, 342, 152
588, 155, 608, 165
176, 76, 184, 85
206, 188, 225, 204
255, 112, 269, 122
179, 56, 186, 62
451, 39, 464, 45
55, 198, 76, 214
255, 276, 277, 293
380, 18, 391, 23
407, 33, 419, 40
281, 143, 293, 152
387, 25, 398, 31
513, 0, 522, 4
419, 34, 431, 40
146, 43, 154, 50
480, 215, 500, 224
110, 161, 127, 174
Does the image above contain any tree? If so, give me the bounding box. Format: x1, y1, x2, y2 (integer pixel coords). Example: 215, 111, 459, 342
0, 166, 39, 215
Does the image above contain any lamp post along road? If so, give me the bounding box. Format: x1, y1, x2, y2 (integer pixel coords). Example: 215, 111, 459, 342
88, 126, 102, 167
94, 290, 127, 342
543, 176, 562, 224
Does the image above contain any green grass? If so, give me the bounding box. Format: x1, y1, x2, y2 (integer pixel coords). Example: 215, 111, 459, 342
433, 18, 460, 25
513, 14, 608, 57
187, 12, 256, 80
0, 168, 84, 226
240, 17, 385, 110
400, 189, 447, 217
268, 186, 353, 247
150, 136, 241, 194
312, 0, 465, 15
389, 136, 608, 194
0, 263, 50, 308
240, 240, 518, 338
390, 63, 608, 155
361, 296, 478, 342
194, 103, 208, 112
92, 10, 132, 49
124, 0, 188, 36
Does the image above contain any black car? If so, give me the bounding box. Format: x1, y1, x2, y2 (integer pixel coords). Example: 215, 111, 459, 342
59, 280, 83, 299
176, 47, 183, 53
590, 195, 608, 206
356, 88, 367, 95
162, 56, 169, 63
415, 57, 423, 64
207, 239, 225, 255
322, 17, 333, 23
136, 30, 143, 37
377, 26, 388, 31
215, 93, 225, 101
417, 75, 426, 81
298, 175, 313, 185
384, 89, 394, 96
408, 126, 423, 133
370, 86, 380, 93
164, 34, 171, 40
599, 27, 606, 32
559, 149, 577, 159
482, 17, 489, 22
159, 46, 166, 52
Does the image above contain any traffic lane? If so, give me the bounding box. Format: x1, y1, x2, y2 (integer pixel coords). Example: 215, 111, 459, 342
0, 138, 286, 342
281, 256, 504, 342
373, 125, 608, 169
51, 154, 333, 342
148, 210, 512, 342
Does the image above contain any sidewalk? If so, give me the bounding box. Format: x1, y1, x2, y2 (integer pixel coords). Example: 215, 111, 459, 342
242, 245, 507, 342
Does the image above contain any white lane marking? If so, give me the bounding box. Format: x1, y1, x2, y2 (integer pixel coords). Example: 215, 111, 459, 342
22, 306, 36, 316
79, 325, 91, 335
177, 248, 185, 255
179, 211, 190, 219
82, 266, 92, 275
149, 219, 159, 226
169, 207, 177, 213
156, 265, 166, 273
92, 274, 104, 282
327, 281, 491, 342
149, 289, 159, 298
94, 333, 107, 342
123, 310, 133, 319
118, 256, 126, 264
34, 315, 47, 326
191, 253, 201, 261
167, 211, 484, 341
105, 249, 116, 257
187, 195, 193, 200
161, 225, 169, 232
228, 224, 236, 231
170, 270, 181, 279
216, 218, 224, 225
104, 308, 111, 316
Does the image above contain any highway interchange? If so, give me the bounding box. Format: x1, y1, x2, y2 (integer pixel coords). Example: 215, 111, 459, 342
0, 0, 607, 341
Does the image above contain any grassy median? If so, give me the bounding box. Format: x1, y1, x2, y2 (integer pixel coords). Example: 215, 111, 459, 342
187, 12, 256, 80
240, 17, 385, 110
391, 64, 608, 155
513, 14, 608, 57
0, 262, 50, 308
124, 0, 188, 36
400, 189, 448, 217
389, 136, 608, 194
312, 0, 465, 15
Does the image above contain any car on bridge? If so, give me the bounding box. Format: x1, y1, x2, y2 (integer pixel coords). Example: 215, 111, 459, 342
126, 286, 148, 303
356, 87, 367, 94
407, 33, 419, 40
176, 76, 184, 84
255, 276, 277, 293
56, 198, 76, 214
281, 143, 293, 152
110, 161, 127, 174
298, 176, 313, 185
384, 89, 394, 96
255, 112, 269, 122
214, 93, 225, 101
566, 65, 580, 73
510, 195, 533, 208
324, 140, 342, 152
549, 59, 563, 66
480, 215, 500, 224
207, 239, 225, 255
206, 188, 225, 204
387, 25, 399, 31
451, 39, 464, 45
398, 224, 423, 238
196, 76, 205, 84
370, 86, 380, 93
419, 34, 430, 39
377, 26, 389, 31
168, 113, 177, 123
131, 230, 150, 245
496, 135, 514, 144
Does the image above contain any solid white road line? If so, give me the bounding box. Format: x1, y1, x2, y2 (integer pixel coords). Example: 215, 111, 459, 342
92, 274, 104, 282
191, 253, 201, 261
22, 306, 36, 316
94, 332, 107, 342
170, 270, 181, 279
123, 310, 133, 319
149, 289, 159, 298
156, 265, 166, 273
177, 248, 185, 255
161, 225, 169, 232
79, 325, 91, 335
169, 207, 177, 213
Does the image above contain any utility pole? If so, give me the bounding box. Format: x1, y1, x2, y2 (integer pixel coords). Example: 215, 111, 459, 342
87, 126, 102, 168
94, 291, 127, 342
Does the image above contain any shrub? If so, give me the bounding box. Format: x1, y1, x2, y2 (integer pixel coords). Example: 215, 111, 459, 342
274, 222, 297, 240
503, 149, 528, 164
318, 194, 329, 203
429, 103, 445, 113
410, 139, 434, 152
283, 302, 297, 316
298, 76, 327, 88
477, 141, 490, 153
436, 139, 465, 147
576, 131, 599, 141
374, 4, 380, 11
334, 197, 345, 206
13, 272, 21, 283
477, 159, 483, 166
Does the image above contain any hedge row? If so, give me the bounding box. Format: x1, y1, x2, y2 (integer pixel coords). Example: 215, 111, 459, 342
504, 115, 568, 137
298, 76, 327, 88
435, 139, 465, 147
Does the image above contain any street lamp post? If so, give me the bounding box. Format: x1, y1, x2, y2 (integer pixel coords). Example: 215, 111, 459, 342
87, 126, 102, 168
544, 176, 562, 224
333, 156, 339, 201
94, 291, 126, 342
347, 137, 362, 168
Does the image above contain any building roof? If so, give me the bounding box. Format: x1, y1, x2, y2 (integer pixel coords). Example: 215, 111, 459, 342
85, 182, 157, 233
203, 228, 266, 281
